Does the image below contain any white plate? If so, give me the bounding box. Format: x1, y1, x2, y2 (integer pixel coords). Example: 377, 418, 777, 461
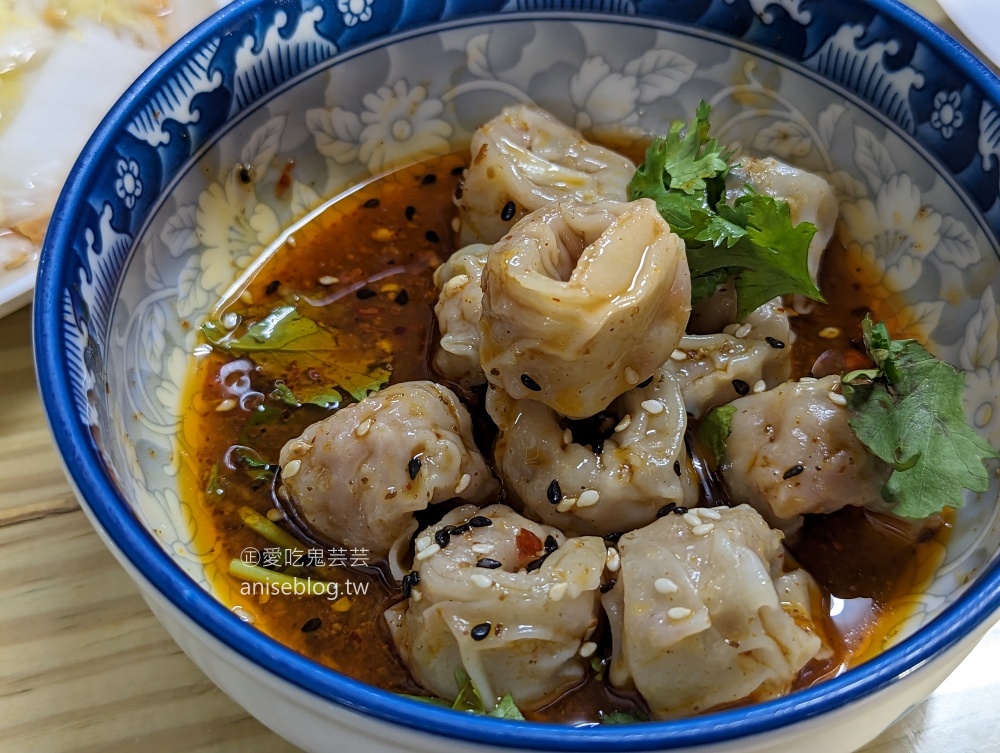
937, 0, 1000, 66
0, 0, 230, 318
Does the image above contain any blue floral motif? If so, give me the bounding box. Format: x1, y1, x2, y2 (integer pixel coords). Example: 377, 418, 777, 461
338, 0, 374, 26
931, 90, 964, 139
115, 159, 143, 209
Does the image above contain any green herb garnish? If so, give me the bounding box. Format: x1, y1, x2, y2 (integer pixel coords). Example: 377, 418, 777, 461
627, 102, 824, 319
401, 668, 525, 719
270, 380, 343, 410
696, 405, 736, 466
600, 709, 649, 725
843, 318, 997, 518
202, 305, 390, 402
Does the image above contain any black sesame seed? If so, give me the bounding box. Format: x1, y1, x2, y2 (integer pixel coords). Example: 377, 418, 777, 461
520, 374, 542, 392
490, 368, 500, 376
638, 375, 654, 389
405, 205, 416, 221
765, 336, 785, 349
356, 288, 376, 300
469, 516, 492, 528
603, 531, 624, 544
401, 571, 420, 598
363, 197, 380, 208
477, 558, 502, 569
451, 522, 472, 536
408, 456, 422, 480
451, 165, 466, 176
434, 528, 451, 548
470, 622, 491, 641
301, 617, 322, 633
544, 535, 558, 554
783, 464, 805, 480
599, 578, 617, 593
421, 173, 437, 185
425, 230, 440, 243
265, 280, 281, 296
547, 479, 563, 505
394, 289, 409, 306
454, 184, 463, 200
525, 557, 545, 572
238, 165, 252, 184
673, 460, 681, 476
501, 200, 517, 221
732, 379, 750, 396
656, 502, 677, 518
673, 506, 689, 515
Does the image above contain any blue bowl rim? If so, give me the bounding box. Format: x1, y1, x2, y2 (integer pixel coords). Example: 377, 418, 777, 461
33, 0, 1000, 749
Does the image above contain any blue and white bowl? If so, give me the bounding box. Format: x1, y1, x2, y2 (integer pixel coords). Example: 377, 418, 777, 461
34, 1, 1000, 751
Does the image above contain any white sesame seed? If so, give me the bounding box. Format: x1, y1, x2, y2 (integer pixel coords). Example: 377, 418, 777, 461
753, 379, 767, 394
287, 439, 312, 455
735, 323, 752, 338
471, 573, 493, 588
692, 523, 715, 537
240, 290, 254, 305
444, 274, 470, 296
415, 535, 432, 552
682, 511, 702, 527
548, 582, 568, 602
606, 548, 621, 573
319, 275, 339, 286
641, 399, 665, 415
410, 587, 423, 602
283, 459, 302, 479
451, 217, 462, 233
471, 543, 494, 555
578, 641, 598, 658
556, 497, 577, 513
563, 428, 573, 446
654, 577, 679, 594
667, 607, 692, 620
615, 414, 632, 432
671, 349, 688, 362
624, 367, 640, 385
415, 543, 441, 561
222, 312, 239, 330
266, 508, 285, 522
819, 326, 841, 339
828, 391, 848, 406
577, 490, 600, 508
216, 398, 237, 412
356, 418, 373, 437
454, 473, 472, 494
800, 376, 817, 383
699, 507, 722, 521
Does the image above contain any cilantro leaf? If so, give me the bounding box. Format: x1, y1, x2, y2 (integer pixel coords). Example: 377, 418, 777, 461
628, 103, 825, 319
843, 318, 997, 519
270, 381, 342, 410
202, 306, 390, 402
696, 405, 736, 466
489, 694, 526, 720
600, 710, 649, 725
400, 668, 525, 720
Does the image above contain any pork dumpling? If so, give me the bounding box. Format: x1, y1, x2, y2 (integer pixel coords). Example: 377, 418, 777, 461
480, 197, 691, 419
729, 155, 838, 280
668, 333, 791, 418
432, 243, 489, 388
688, 284, 792, 345
278, 382, 498, 573
486, 366, 698, 537
602, 504, 824, 719
386, 504, 606, 710
456, 104, 635, 246
720, 375, 892, 531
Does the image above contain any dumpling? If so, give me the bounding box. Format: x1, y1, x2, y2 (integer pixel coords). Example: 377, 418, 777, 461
455, 104, 636, 246
432, 243, 489, 388
385, 504, 606, 710
602, 504, 824, 719
729, 155, 838, 280
688, 284, 792, 345
479, 197, 691, 419
668, 333, 791, 418
720, 375, 892, 530
278, 381, 498, 574
486, 366, 699, 536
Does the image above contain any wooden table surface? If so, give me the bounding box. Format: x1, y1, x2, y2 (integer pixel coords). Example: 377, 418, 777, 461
3, 2, 1000, 751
